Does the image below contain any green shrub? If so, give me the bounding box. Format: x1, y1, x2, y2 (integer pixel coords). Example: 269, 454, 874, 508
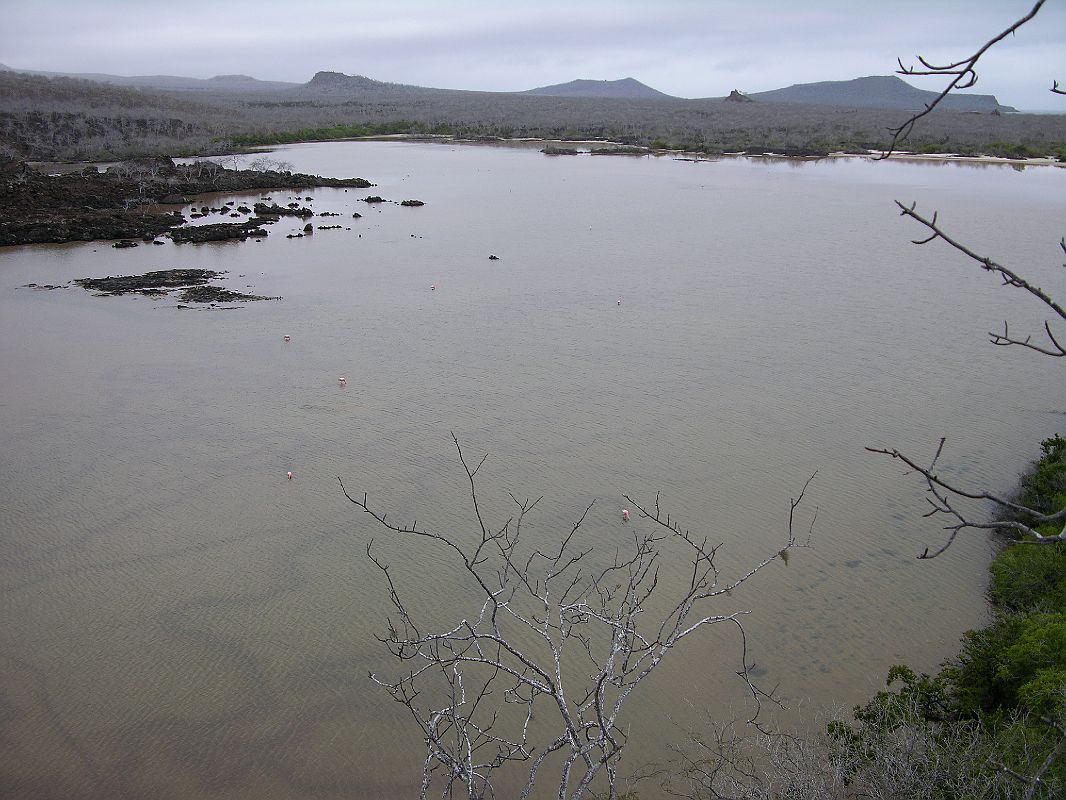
990, 543, 1066, 612
1018, 435, 1066, 515
945, 611, 1066, 721
1001, 614, 1066, 716
829, 667, 1023, 799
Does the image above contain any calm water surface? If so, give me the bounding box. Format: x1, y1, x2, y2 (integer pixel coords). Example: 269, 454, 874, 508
1, 142, 1063, 798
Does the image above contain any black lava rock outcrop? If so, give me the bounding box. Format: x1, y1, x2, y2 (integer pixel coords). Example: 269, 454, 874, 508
74, 268, 274, 302
170, 221, 269, 243
253, 202, 314, 218
725, 89, 754, 103
0, 158, 373, 246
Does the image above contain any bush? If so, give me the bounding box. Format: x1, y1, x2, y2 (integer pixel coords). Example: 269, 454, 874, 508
990, 542, 1066, 612
830, 435, 1066, 798
1016, 435, 1066, 517
1001, 614, 1066, 716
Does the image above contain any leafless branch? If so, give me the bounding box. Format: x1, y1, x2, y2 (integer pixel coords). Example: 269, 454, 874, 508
867, 439, 1066, 558
879, 0, 1047, 156
340, 440, 816, 799
1026, 718, 1066, 800
661, 717, 850, 800
992, 717, 1066, 800
664, 697, 1059, 799
895, 202, 1066, 358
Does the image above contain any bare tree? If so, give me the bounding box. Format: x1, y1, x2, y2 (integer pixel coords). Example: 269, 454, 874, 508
664, 666, 1066, 799
247, 155, 294, 173
862, 4, 1066, 794
869, 0, 1064, 559
661, 719, 848, 800
339, 434, 815, 800
868, 436, 1066, 560
882, 0, 1052, 156
866, 200, 1065, 559
893, 203, 1066, 359
994, 716, 1066, 800
663, 705, 1021, 800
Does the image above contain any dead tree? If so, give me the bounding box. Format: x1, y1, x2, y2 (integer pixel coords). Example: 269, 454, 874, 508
869, 0, 1064, 559
662, 702, 1018, 800
864, 3, 1066, 792
248, 155, 294, 173
866, 202, 1065, 558
340, 434, 815, 800
881, 0, 1051, 156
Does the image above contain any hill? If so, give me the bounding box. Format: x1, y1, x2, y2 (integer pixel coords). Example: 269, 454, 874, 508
0, 64, 297, 92
523, 78, 673, 100
300, 71, 438, 95
747, 75, 1015, 112
0, 65, 1016, 111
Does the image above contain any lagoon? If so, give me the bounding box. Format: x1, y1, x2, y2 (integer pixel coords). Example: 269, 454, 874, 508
1, 141, 1063, 798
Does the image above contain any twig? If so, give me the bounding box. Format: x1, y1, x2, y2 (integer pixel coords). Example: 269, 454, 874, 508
879, 0, 1047, 157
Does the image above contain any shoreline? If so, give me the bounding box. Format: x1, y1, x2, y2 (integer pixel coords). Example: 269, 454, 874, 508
28, 135, 1065, 176
0, 158, 373, 247
248, 133, 1066, 168
7, 139, 1063, 248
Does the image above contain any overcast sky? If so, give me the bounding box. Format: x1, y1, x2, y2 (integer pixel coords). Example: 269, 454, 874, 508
2, 0, 1063, 110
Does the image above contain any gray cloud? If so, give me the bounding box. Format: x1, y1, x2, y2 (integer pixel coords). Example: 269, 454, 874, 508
2, 0, 1062, 109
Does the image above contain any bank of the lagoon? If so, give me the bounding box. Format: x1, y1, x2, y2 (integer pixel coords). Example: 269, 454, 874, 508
0, 158, 373, 247
1, 140, 1062, 798
6, 139, 1063, 248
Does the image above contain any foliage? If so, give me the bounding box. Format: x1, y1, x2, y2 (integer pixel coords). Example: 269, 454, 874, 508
1015, 435, 1066, 518
828, 662, 1064, 799
828, 670, 1018, 800
836, 436, 1066, 798
948, 613, 1032, 714
1001, 614, 1066, 717
990, 540, 1066, 612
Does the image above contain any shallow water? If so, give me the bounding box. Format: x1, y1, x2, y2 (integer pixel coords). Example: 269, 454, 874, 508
1, 141, 1063, 798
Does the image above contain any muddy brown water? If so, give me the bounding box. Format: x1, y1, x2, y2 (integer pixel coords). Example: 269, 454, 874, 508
1, 141, 1063, 798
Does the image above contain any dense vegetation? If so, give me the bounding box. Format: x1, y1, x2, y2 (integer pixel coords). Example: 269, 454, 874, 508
2, 70, 1065, 162
831, 435, 1066, 798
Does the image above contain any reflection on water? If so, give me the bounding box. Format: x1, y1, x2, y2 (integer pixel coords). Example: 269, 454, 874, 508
1, 142, 1063, 798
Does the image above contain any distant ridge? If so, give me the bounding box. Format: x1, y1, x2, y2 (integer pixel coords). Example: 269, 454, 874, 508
208, 74, 266, 83
300, 70, 454, 96
747, 75, 1014, 112
0, 65, 298, 91
523, 78, 673, 100
0, 64, 1020, 112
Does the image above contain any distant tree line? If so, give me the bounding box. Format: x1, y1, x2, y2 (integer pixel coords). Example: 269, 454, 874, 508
1, 70, 1065, 162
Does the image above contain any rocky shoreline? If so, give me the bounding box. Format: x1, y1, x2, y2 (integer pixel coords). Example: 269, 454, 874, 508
0, 157, 373, 247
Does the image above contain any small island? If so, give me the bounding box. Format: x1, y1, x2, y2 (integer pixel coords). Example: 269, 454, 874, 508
74, 268, 277, 303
